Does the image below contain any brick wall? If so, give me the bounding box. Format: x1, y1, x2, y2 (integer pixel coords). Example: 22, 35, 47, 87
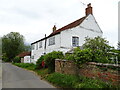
55, 59, 120, 85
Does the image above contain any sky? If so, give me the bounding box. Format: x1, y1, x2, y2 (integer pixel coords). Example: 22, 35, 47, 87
0, 0, 119, 48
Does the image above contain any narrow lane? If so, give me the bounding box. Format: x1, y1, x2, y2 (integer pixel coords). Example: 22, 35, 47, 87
2, 63, 55, 88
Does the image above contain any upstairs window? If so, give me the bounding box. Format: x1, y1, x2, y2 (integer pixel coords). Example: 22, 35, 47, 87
49, 37, 55, 46
36, 43, 38, 50
39, 41, 42, 48
72, 37, 79, 47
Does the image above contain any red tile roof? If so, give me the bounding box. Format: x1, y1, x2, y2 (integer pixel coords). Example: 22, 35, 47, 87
49, 16, 86, 37
31, 16, 87, 45
17, 52, 31, 57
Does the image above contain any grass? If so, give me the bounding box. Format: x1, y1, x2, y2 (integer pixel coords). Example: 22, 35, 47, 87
13, 63, 119, 88
45, 72, 115, 88
13, 63, 36, 70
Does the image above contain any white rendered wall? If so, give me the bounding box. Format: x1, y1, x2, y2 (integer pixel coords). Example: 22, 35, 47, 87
60, 14, 103, 49
24, 56, 31, 63
31, 34, 61, 64
31, 14, 103, 63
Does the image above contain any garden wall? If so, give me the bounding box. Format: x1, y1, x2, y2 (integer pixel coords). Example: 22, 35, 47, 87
55, 59, 120, 85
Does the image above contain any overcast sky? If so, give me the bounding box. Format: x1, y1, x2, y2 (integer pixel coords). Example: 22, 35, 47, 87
0, 0, 119, 48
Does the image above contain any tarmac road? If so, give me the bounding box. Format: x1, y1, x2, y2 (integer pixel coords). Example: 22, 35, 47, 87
2, 63, 55, 88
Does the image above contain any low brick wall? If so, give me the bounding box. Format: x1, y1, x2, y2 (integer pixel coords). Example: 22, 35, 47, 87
55, 59, 120, 85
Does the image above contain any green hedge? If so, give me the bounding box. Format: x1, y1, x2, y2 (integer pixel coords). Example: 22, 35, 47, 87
44, 51, 64, 73
35, 55, 44, 69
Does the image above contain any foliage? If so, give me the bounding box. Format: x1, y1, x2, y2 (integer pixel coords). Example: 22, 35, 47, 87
13, 63, 119, 88
13, 63, 35, 70
44, 51, 64, 73
35, 55, 44, 69
13, 56, 21, 63
24, 45, 31, 52
45, 72, 115, 88
45, 72, 78, 88
2, 32, 26, 61
64, 54, 75, 61
2, 53, 9, 62
73, 48, 93, 68
83, 36, 114, 63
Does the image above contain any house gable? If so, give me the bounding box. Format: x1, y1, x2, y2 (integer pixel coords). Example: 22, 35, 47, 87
80, 14, 103, 33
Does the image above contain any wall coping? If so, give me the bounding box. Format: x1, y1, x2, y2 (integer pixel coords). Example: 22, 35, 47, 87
55, 59, 120, 68
87, 62, 120, 68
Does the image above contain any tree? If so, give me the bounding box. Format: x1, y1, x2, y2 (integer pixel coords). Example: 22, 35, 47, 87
83, 36, 114, 63
2, 32, 25, 62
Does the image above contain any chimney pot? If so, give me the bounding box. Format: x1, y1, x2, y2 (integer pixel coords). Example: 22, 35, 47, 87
53, 25, 57, 32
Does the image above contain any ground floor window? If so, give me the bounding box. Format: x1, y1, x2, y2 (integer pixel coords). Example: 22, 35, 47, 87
72, 36, 79, 47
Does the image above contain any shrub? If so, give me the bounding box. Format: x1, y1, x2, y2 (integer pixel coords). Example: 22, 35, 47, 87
73, 48, 93, 68
35, 55, 44, 69
64, 54, 75, 61
44, 51, 64, 73
13, 56, 21, 63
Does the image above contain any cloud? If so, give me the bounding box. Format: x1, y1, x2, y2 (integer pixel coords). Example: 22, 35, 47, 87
0, 0, 119, 48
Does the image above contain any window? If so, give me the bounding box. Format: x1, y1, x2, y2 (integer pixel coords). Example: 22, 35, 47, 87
49, 37, 55, 46
32, 44, 35, 50
72, 37, 79, 47
39, 41, 42, 48
36, 43, 38, 50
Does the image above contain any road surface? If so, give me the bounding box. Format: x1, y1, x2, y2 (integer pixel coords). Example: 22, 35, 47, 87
2, 63, 55, 88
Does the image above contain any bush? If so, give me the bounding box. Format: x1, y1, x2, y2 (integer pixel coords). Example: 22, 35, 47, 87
35, 55, 44, 69
44, 51, 64, 73
73, 48, 93, 68
13, 56, 21, 63
64, 54, 75, 61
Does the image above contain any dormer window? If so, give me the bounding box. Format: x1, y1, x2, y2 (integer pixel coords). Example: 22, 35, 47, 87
49, 37, 55, 46
72, 36, 79, 47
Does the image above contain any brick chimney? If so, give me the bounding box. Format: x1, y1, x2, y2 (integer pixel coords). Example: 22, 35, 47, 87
85, 3, 93, 16
53, 25, 56, 32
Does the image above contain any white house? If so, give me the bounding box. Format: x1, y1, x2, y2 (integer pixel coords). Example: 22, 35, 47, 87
31, 3, 103, 64
17, 52, 31, 63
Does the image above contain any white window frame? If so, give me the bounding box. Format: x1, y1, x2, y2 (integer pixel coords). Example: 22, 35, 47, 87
72, 36, 79, 47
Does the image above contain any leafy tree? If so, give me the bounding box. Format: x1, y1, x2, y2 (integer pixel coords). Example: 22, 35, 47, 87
83, 36, 114, 63
73, 47, 93, 68
2, 32, 25, 62
13, 56, 21, 63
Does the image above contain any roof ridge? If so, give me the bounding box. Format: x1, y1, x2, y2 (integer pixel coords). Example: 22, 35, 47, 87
31, 16, 87, 45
